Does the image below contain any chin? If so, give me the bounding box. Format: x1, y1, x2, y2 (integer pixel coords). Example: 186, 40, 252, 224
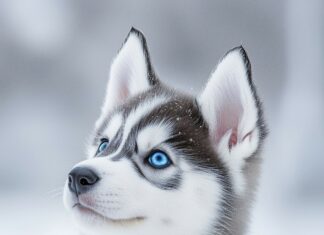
70, 207, 145, 235
64, 187, 146, 235
74, 204, 145, 226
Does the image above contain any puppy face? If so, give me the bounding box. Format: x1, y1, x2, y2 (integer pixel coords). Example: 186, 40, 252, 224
63, 28, 266, 235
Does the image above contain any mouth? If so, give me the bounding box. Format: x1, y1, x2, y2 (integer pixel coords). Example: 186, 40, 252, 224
72, 203, 145, 225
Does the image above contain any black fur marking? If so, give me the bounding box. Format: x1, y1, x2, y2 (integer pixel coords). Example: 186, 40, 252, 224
239, 46, 268, 144
130, 158, 182, 190
134, 141, 139, 154
159, 173, 182, 190
104, 127, 124, 156
94, 112, 122, 146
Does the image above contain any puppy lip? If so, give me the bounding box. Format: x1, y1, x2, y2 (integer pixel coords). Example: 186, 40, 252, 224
72, 202, 81, 208
72, 203, 146, 223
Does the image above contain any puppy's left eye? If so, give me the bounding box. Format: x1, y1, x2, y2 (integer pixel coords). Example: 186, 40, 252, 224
147, 150, 171, 169
97, 138, 109, 155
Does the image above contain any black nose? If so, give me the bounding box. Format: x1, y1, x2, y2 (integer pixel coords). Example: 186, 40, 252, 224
68, 167, 99, 195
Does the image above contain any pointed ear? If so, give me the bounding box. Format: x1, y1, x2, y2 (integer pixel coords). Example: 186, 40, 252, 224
102, 28, 159, 113
198, 47, 265, 171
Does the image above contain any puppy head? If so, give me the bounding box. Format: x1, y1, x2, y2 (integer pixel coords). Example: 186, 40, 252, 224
63, 28, 266, 235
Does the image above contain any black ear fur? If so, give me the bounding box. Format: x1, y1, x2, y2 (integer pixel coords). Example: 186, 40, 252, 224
236, 46, 267, 142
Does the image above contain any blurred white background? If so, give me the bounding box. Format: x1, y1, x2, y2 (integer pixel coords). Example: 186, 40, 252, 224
0, 0, 323, 234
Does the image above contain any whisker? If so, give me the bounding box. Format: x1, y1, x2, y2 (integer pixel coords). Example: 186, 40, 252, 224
44, 187, 64, 199
47, 191, 63, 199
45, 187, 64, 195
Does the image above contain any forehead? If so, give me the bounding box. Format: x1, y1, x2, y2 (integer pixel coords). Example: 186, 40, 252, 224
94, 87, 218, 167
97, 88, 201, 137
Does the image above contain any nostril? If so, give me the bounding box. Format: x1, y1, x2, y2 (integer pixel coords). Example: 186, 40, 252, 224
68, 174, 77, 194
68, 167, 99, 195
79, 177, 90, 186
68, 175, 73, 184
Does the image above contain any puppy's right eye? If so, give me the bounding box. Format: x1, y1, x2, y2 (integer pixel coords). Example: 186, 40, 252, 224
147, 150, 171, 169
96, 138, 109, 155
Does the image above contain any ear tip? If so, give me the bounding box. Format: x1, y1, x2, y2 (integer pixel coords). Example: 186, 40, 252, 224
128, 27, 146, 42
130, 26, 141, 35
223, 45, 252, 79
237, 46, 250, 65
225, 45, 249, 61
130, 26, 138, 32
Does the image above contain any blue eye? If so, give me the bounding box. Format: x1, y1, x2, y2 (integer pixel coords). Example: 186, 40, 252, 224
97, 139, 109, 154
147, 151, 171, 169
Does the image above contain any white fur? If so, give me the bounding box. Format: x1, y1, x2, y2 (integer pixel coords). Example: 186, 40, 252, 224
105, 33, 150, 110
198, 49, 259, 195
96, 32, 152, 127
64, 155, 222, 235
109, 96, 170, 159
106, 113, 123, 140
218, 128, 260, 195
137, 122, 172, 153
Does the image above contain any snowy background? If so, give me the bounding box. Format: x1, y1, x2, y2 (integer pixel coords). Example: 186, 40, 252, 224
0, 0, 323, 234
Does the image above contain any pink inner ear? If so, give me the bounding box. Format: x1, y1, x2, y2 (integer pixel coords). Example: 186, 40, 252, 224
228, 128, 238, 150
214, 87, 243, 147
120, 82, 129, 100
117, 78, 130, 102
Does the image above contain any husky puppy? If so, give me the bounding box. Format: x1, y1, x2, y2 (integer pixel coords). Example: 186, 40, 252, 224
63, 28, 267, 235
